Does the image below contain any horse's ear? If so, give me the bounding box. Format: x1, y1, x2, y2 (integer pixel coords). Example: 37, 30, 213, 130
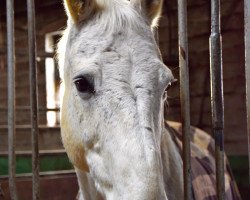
64, 0, 99, 23
130, 0, 163, 27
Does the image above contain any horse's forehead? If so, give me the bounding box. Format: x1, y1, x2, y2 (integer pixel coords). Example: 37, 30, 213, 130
64, 23, 173, 84
69, 31, 160, 68
71, 32, 150, 56
69, 47, 163, 81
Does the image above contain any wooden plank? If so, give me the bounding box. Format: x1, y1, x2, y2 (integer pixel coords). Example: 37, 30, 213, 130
0, 126, 63, 151
0, 149, 66, 156
0, 170, 78, 200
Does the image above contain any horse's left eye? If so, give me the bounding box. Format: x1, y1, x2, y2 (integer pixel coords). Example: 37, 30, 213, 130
165, 83, 172, 91
163, 83, 172, 100
165, 78, 177, 93
74, 75, 95, 94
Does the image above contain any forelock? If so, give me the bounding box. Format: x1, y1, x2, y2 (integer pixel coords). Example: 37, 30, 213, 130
95, 0, 145, 33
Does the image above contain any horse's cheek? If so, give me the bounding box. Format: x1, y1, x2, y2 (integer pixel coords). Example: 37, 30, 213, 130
61, 111, 90, 172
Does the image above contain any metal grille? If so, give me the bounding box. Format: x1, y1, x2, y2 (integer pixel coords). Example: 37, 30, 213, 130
3, 0, 249, 199
6, 0, 39, 199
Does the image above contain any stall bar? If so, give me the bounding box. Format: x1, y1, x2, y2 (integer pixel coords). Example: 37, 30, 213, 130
177, 0, 192, 199
210, 0, 225, 199
7, 0, 18, 199
244, 0, 250, 182
27, 0, 40, 199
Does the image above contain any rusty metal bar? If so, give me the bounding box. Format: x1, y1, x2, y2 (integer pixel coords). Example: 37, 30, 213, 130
244, 0, 250, 181
6, 0, 18, 199
209, 0, 225, 199
177, 0, 192, 199
27, 0, 40, 199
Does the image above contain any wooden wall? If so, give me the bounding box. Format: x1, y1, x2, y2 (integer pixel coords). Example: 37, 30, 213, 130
0, 0, 247, 155
0, 0, 66, 151
160, 0, 247, 155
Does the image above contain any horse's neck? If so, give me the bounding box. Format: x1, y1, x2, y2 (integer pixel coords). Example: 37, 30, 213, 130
161, 125, 184, 200
76, 126, 184, 200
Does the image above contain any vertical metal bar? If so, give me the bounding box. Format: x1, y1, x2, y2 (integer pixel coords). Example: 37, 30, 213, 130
244, 0, 250, 181
6, 0, 18, 199
177, 0, 192, 199
27, 0, 40, 199
209, 0, 225, 199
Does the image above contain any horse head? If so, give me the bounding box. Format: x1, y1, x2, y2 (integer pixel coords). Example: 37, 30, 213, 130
58, 0, 176, 199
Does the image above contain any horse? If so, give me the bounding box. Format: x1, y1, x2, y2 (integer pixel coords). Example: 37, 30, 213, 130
57, 0, 241, 199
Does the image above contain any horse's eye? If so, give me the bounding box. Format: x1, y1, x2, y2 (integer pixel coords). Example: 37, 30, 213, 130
163, 83, 173, 100
165, 83, 172, 91
165, 78, 177, 92
74, 75, 95, 94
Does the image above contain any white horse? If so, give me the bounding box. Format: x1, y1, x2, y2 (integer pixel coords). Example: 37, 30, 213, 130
57, 0, 240, 199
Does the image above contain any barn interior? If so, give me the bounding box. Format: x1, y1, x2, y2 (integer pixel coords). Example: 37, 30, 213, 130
0, 0, 248, 199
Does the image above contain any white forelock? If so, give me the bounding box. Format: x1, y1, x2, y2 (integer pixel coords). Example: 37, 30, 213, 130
95, 0, 143, 33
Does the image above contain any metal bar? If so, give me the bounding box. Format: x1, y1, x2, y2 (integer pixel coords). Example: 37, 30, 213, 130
209, 0, 225, 199
27, 0, 40, 199
6, 0, 18, 199
244, 0, 250, 181
177, 0, 192, 199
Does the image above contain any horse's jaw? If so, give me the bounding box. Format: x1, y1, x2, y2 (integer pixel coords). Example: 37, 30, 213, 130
72, 125, 185, 200
75, 160, 169, 200
82, 128, 168, 200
